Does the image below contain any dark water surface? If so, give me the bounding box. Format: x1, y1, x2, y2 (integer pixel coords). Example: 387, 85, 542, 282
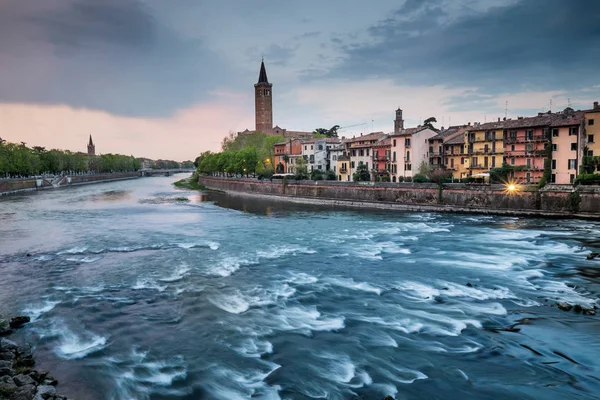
1, 175, 599, 400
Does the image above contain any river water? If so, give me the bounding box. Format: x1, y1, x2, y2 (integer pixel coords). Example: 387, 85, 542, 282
0, 175, 599, 400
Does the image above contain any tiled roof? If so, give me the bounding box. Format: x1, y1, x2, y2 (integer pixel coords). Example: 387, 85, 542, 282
300, 137, 343, 144
390, 126, 433, 137
550, 111, 585, 127
345, 132, 385, 143
445, 132, 466, 145
372, 138, 391, 147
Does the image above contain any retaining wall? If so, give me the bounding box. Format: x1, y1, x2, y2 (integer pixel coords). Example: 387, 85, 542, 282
199, 176, 600, 217
0, 173, 140, 196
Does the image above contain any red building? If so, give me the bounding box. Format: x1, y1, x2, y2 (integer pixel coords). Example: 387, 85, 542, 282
371, 138, 391, 180
273, 139, 303, 173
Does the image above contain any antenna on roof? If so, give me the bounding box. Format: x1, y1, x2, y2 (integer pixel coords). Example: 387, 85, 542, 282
568, 98, 572, 108
550, 98, 552, 112
505, 101, 508, 119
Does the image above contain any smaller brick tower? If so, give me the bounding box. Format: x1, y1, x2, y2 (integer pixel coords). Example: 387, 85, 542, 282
394, 108, 404, 134
87, 134, 95, 155
255, 59, 273, 134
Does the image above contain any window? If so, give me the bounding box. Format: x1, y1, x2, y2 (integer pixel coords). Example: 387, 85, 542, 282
351, 161, 355, 168
332, 155, 337, 161
526, 158, 531, 168
526, 130, 533, 140
589, 119, 595, 126
318, 145, 323, 150
552, 144, 557, 151
472, 157, 478, 167
551, 174, 556, 183
352, 150, 356, 156
552, 128, 559, 137
509, 130, 517, 140
569, 127, 578, 136
405, 138, 411, 146
406, 151, 410, 161
484, 157, 488, 168
526, 173, 531, 184
588, 135, 595, 143
511, 144, 515, 151
551, 159, 556, 169
511, 157, 515, 165
311, 145, 314, 150
571, 143, 577, 151
526, 143, 533, 152
461, 157, 464, 165
359, 149, 364, 157
366, 149, 370, 156
365, 162, 369, 170
491, 157, 496, 168
429, 146, 434, 154
570, 174, 575, 184
568, 159, 576, 170
405, 164, 412, 171
393, 152, 397, 162
304, 146, 307, 151
589, 150, 594, 157
450, 159, 455, 168
318, 165, 322, 170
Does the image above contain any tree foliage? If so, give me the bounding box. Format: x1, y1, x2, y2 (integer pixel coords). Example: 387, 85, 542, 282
423, 117, 437, 130
352, 162, 371, 182
313, 125, 340, 138
0, 139, 141, 177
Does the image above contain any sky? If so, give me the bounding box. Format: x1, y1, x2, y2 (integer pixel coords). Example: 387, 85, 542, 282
1, 0, 599, 161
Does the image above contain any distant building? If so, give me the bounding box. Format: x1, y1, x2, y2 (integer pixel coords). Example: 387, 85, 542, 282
390, 124, 438, 181
584, 101, 600, 162
87, 135, 95, 155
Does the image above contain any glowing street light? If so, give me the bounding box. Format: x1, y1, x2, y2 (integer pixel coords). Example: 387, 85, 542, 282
265, 158, 271, 164
503, 180, 522, 195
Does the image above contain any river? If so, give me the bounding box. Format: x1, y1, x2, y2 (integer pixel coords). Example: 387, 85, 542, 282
0, 175, 599, 400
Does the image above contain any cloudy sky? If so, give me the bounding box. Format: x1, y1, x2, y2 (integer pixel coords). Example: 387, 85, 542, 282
1, 0, 599, 160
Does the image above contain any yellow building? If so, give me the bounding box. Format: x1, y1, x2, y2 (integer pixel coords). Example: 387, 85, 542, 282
464, 122, 505, 176
337, 155, 351, 181
585, 102, 600, 160
443, 130, 468, 179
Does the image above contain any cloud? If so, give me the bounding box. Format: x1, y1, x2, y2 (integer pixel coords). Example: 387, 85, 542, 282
0, 95, 253, 161
0, 0, 237, 117
327, 0, 600, 96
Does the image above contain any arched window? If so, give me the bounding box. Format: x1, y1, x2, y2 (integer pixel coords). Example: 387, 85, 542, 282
393, 151, 396, 162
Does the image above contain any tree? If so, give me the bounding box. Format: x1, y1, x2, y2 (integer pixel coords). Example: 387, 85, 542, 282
295, 157, 309, 180
310, 169, 324, 180
417, 160, 432, 178
353, 162, 371, 182
313, 125, 340, 138
423, 117, 437, 130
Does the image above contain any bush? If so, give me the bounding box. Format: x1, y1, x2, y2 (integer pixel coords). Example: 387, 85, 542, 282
566, 191, 581, 212
412, 173, 428, 183
575, 173, 600, 183
310, 170, 324, 181
398, 176, 405, 183
404, 176, 412, 183
325, 170, 337, 180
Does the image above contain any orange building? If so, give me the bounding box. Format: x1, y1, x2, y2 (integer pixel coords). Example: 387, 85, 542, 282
371, 138, 391, 180
273, 138, 302, 173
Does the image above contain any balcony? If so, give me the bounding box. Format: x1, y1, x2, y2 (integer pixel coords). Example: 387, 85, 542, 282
340, 168, 348, 173
468, 164, 489, 170
505, 134, 549, 144
372, 154, 390, 161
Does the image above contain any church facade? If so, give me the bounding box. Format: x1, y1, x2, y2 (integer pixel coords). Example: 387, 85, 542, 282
239, 60, 312, 140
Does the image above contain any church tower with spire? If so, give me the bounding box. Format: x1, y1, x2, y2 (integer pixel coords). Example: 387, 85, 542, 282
87, 135, 95, 155
394, 108, 404, 135
254, 59, 273, 134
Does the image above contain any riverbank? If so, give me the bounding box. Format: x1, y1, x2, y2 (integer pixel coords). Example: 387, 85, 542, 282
198, 176, 600, 219
0, 317, 69, 400
0, 173, 140, 197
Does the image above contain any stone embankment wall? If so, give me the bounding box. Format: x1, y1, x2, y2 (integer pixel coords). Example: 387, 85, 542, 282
0, 172, 140, 196
199, 177, 600, 217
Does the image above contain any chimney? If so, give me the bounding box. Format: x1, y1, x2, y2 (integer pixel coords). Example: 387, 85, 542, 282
342, 136, 345, 140
595, 101, 599, 110
468, 122, 471, 126
503, 117, 506, 121
360, 133, 363, 136
518, 116, 523, 120
498, 117, 500, 122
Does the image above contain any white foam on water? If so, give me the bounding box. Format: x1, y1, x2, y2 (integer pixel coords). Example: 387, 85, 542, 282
33, 254, 53, 261
205, 361, 282, 400
55, 327, 108, 360
379, 363, 428, 385
159, 263, 191, 283
271, 305, 345, 334
109, 347, 189, 400
208, 292, 250, 314
286, 271, 319, 285
132, 278, 167, 292
313, 353, 356, 384
256, 245, 316, 259
351, 245, 383, 261
354, 315, 424, 334
396, 280, 514, 302
23, 299, 61, 321
57, 246, 88, 255
175, 241, 220, 250
326, 277, 383, 295
232, 338, 273, 358
378, 241, 411, 254
402, 222, 451, 233
65, 256, 101, 263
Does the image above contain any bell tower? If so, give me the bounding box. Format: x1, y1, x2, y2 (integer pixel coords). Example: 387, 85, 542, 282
255, 59, 273, 134
87, 134, 95, 155
394, 108, 404, 135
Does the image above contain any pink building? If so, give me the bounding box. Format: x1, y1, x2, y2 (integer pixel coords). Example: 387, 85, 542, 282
550, 112, 584, 184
